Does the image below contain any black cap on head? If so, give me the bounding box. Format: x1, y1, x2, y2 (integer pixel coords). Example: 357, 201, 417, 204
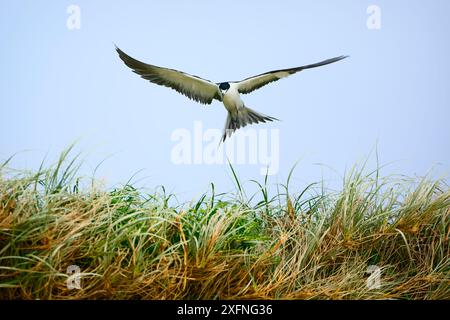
219, 82, 230, 90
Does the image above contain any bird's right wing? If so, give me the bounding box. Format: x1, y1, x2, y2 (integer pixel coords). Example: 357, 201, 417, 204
116, 47, 222, 104
235, 56, 348, 94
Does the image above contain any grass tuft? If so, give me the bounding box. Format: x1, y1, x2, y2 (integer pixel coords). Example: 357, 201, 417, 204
0, 148, 448, 299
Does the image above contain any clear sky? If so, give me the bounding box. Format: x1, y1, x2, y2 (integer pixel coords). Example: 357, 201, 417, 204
1, 0, 449, 200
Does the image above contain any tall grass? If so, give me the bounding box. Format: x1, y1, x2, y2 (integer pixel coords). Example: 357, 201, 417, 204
0, 148, 448, 299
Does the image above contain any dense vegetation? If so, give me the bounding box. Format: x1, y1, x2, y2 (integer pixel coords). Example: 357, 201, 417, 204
0, 147, 448, 299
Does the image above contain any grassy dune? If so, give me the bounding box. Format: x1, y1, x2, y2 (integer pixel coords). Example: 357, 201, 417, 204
0, 147, 449, 299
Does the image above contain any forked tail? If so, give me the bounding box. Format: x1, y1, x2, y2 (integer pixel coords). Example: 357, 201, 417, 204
222, 107, 278, 142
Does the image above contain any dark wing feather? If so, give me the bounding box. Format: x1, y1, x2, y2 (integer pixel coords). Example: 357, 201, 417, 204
236, 56, 348, 94
116, 47, 222, 104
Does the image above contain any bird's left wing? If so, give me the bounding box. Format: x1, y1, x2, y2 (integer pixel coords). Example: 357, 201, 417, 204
116, 47, 222, 104
235, 55, 348, 94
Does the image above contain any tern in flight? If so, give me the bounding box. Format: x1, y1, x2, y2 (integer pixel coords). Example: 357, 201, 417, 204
116, 47, 347, 142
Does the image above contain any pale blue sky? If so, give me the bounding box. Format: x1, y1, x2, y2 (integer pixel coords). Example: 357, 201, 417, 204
1, 1, 449, 200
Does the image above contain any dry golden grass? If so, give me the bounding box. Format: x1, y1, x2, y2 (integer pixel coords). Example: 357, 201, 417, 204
0, 148, 448, 299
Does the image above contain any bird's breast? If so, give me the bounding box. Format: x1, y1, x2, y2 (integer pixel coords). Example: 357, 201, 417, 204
222, 88, 243, 115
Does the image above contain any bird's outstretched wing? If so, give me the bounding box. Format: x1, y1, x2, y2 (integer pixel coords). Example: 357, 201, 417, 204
235, 55, 348, 94
116, 47, 222, 104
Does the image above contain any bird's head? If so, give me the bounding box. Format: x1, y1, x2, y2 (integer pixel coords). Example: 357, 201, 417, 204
219, 82, 230, 94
